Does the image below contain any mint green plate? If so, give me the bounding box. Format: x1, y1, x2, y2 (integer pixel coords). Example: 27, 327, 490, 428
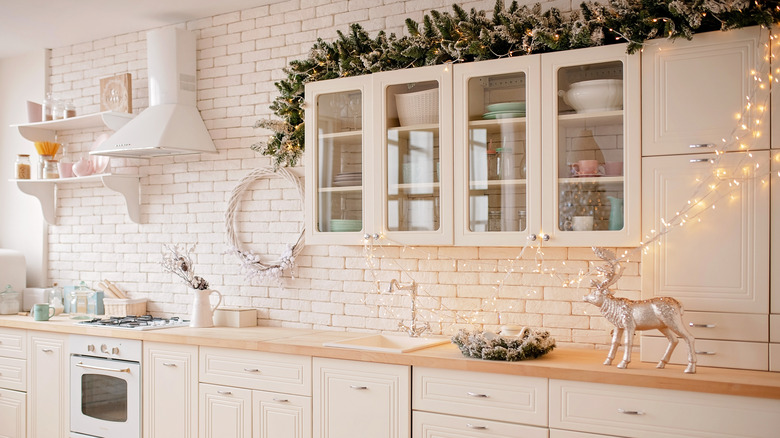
485, 102, 525, 113
482, 111, 526, 120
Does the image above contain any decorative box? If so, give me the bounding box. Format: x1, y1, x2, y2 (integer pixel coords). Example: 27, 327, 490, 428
213, 307, 257, 327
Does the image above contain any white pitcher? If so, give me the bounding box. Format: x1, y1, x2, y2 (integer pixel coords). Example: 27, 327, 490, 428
189, 289, 222, 328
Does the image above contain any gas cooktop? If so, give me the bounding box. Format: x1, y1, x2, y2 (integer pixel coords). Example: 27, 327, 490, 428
79, 315, 189, 330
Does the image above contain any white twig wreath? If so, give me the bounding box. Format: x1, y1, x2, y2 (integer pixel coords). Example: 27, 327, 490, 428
225, 167, 305, 282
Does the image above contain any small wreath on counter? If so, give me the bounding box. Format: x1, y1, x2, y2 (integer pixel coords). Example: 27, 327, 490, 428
451, 328, 556, 361
225, 166, 305, 282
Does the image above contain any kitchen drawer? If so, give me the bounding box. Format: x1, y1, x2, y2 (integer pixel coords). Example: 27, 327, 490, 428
0, 328, 25, 359
640, 336, 767, 370
0, 387, 26, 438
771, 314, 780, 342
413, 411, 548, 438
550, 379, 780, 438
0, 357, 25, 391
550, 430, 616, 438
770, 343, 780, 372
650, 311, 767, 342
413, 367, 547, 427
199, 347, 311, 396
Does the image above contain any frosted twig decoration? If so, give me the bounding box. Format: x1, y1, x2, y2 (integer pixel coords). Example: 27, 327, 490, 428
161, 244, 210, 290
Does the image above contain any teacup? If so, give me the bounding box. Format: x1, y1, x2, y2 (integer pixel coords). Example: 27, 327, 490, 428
571, 160, 603, 176
32, 303, 55, 321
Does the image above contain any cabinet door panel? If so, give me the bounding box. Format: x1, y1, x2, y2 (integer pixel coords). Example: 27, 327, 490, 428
642, 26, 770, 155
27, 332, 68, 438
0, 328, 26, 359
199, 383, 252, 438
143, 342, 198, 438
314, 358, 410, 438
771, 156, 780, 313
0, 388, 25, 438
413, 411, 547, 438
253, 390, 311, 438
641, 152, 769, 313
0, 357, 25, 392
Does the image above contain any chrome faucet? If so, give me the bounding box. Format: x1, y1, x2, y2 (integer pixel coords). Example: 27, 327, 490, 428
388, 279, 429, 337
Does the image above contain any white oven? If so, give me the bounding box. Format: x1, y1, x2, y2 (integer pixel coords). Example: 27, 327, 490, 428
70, 335, 141, 438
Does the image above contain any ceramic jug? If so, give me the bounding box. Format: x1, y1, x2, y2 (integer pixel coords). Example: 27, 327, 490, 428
189, 289, 222, 328
608, 196, 624, 231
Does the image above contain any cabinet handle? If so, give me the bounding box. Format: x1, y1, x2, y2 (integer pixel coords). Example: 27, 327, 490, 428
41, 348, 53, 353
529, 234, 537, 241
75, 362, 130, 373
689, 323, 716, 328
467, 392, 489, 398
689, 158, 712, 163
696, 350, 716, 355
689, 144, 714, 149
350, 385, 367, 390
162, 362, 177, 367
466, 424, 488, 430
617, 408, 645, 415
217, 390, 232, 395
243, 368, 260, 373
272, 398, 289, 403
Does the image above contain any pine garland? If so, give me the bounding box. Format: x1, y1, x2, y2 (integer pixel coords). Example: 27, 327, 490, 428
252, 0, 780, 168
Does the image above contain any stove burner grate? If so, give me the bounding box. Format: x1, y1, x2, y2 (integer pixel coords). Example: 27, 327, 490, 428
79, 315, 189, 330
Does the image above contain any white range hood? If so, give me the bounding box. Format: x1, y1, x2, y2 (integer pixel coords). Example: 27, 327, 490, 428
91, 27, 216, 158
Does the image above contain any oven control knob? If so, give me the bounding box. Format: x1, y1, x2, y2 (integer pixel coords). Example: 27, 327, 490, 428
87, 344, 95, 352
111, 347, 120, 355
100, 344, 108, 354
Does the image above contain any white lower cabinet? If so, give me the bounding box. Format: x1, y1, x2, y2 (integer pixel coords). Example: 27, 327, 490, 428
252, 390, 311, 438
200, 383, 253, 437
549, 379, 780, 438
549, 430, 615, 438
313, 358, 410, 438
0, 387, 26, 438
143, 342, 198, 438
27, 331, 68, 438
413, 411, 548, 438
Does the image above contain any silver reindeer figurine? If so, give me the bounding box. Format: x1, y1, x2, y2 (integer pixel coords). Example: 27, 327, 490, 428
583, 248, 697, 373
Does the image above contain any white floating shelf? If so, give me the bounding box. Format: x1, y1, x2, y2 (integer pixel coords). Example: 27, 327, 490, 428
12, 174, 141, 224
11, 111, 134, 142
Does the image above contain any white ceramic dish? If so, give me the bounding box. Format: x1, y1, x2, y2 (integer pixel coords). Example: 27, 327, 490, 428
559, 79, 623, 113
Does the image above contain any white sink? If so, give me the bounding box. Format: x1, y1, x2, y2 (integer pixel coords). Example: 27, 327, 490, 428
323, 334, 449, 353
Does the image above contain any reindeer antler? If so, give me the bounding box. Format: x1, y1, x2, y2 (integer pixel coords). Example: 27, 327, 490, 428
591, 247, 624, 294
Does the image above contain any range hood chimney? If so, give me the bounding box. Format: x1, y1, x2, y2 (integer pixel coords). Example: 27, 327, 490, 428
91, 27, 216, 158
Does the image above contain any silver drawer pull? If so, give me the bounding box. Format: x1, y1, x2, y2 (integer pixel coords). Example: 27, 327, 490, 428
243, 368, 260, 373
618, 408, 645, 415
41, 348, 53, 353
689, 144, 714, 149
467, 392, 489, 398
272, 398, 289, 403
689, 323, 716, 328
217, 390, 232, 395
696, 351, 716, 355
466, 424, 488, 430
75, 362, 130, 373
350, 385, 367, 390
689, 158, 712, 163
162, 362, 177, 367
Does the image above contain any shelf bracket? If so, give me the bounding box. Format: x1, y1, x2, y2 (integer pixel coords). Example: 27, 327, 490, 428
16, 180, 56, 224
100, 175, 141, 224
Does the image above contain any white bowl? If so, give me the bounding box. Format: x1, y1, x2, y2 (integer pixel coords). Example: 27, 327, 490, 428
560, 79, 623, 113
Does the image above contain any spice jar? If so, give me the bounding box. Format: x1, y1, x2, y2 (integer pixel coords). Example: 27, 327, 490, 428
15, 154, 31, 179
52, 99, 65, 120
41, 92, 53, 121
65, 101, 76, 118
44, 159, 59, 179
36, 154, 52, 179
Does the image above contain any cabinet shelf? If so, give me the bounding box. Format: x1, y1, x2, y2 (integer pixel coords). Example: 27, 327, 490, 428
319, 130, 362, 140
318, 185, 362, 193
12, 174, 141, 224
468, 117, 527, 127
469, 178, 527, 190
388, 123, 439, 133
391, 182, 441, 191
558, 176, 623, 185
557, 110, 622, 128
10, 111, 134, 142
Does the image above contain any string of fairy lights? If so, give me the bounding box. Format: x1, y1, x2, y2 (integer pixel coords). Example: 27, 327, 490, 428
356, 25, 780, 337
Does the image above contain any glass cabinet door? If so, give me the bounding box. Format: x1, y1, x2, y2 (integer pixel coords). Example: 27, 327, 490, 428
374, 65, 453, 245
305, 77, 370, 245
453, 57, 541, 246
542, 44, 640, 246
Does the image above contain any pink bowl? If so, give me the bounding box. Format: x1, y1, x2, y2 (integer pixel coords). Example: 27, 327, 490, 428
72, 158, 94, 177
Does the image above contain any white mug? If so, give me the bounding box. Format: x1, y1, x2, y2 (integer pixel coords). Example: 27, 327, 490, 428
571, 215, 594, 231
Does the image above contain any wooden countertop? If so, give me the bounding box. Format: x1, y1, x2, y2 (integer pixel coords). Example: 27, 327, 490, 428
3, 315, 780, 400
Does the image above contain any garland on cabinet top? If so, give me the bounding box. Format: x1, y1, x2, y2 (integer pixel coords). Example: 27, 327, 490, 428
252, 0, 780, 168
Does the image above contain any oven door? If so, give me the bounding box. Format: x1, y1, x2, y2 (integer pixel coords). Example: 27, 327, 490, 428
70, 355, 140, 438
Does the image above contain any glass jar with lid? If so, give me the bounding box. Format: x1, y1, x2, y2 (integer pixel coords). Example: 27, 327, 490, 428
0, 285, 21, 315
69, 281, 94, 319
15, 154, 31, 179
42, 92, 53, 121
44, 159, 59, 179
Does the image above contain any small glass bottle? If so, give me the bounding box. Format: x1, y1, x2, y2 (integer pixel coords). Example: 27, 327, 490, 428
64, 101, 76, 118
52, 99, 65, 120
15, 154, 31, 179
42, 92, 53, 121
486, 140, 498, 180
36, 154, 52, 179
44, 159, 59, 179
496, 147, 514, 180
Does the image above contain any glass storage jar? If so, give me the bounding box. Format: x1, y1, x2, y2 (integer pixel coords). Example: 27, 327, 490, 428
0, 285, 21, 315
15, 154, 31, 179
44, 159, 59, 179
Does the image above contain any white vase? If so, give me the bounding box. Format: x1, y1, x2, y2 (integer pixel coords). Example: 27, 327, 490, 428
189, 289, 222, 328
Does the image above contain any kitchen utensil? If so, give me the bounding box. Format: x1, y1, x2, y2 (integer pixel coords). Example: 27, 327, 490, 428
102, 279, 127, 299
96, 281, 117, 298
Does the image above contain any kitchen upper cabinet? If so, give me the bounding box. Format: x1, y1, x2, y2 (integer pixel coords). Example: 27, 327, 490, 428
143, 342, 198, 438
200, 383, 253, 438
642, 26, 770, 156
313, 358, 410, 438
641, 151, 770, 314
27, 331, 68, 438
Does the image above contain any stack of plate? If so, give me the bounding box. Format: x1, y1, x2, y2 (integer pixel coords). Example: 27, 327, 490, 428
482, 101, 526, 119
330, 219, 362, 232
333, 172, 362, 187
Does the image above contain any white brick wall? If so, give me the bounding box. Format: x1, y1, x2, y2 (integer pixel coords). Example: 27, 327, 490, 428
44, 0, 637, 349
